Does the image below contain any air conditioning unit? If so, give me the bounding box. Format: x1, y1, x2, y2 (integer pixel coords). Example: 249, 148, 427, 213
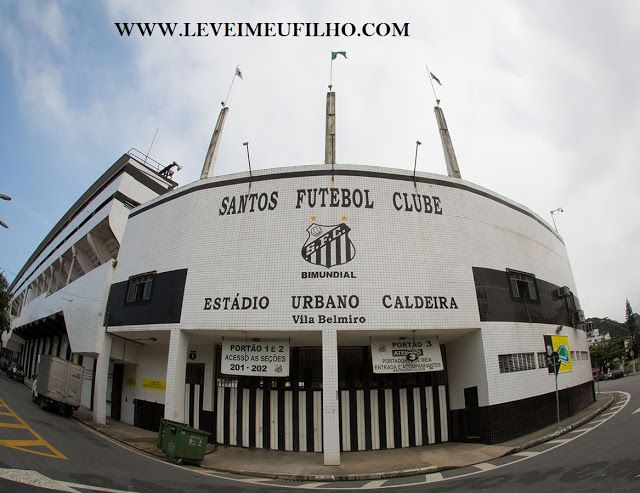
576, 310, 585, 323
557, 286, 571, 298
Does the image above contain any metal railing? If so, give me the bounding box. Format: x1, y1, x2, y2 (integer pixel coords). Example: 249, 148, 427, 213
127, 148, 165, 173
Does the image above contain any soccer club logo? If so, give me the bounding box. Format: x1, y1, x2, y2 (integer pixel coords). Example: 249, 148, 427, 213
302, 223, 356, 268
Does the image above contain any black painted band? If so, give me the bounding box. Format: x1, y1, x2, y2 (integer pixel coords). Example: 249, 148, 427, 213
129, 167, 562, 242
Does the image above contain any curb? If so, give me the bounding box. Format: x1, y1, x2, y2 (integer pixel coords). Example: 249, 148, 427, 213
506, 393, 614, 455
73, 416, 166, 459
198, 395, 616, 482
201, 465, 444, 482
75, 394, 615, 482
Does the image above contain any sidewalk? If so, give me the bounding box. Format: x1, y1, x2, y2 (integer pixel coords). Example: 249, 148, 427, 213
74, 393, 613, 481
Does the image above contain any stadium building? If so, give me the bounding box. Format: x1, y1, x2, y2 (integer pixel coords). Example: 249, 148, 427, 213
3, 89, 593, 466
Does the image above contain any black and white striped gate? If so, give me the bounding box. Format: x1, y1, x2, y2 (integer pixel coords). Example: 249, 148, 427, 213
214, 384, 448, 451
216, 386, 324, 451
339, 385, 448, 451
184, 363, 205, 429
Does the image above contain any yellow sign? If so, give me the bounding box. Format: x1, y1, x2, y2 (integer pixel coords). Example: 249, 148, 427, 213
551, 335, 572, 372
142, 379, 166, 391
125, 378, 136, 387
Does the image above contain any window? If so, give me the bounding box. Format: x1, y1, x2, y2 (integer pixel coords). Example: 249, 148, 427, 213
573, 351, 589, 362
507, 269, 539, 302
498, 353, 536, 373
537, 352, 548, 369
125, 272, 155, 303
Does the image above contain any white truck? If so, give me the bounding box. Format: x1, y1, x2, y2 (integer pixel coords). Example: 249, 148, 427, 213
32, 355, 83, 416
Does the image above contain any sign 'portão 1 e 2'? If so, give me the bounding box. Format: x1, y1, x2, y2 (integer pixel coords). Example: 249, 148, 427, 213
221, 340, 290, 377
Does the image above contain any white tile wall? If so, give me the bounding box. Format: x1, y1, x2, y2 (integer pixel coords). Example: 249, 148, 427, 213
12, 164, 593, 442
134, 342, 170, 404
115, 165, 575, 333
111, 164, 591, 416
481, 323, 591, 406
165, 329, 188, 421
321, 327, 340, 464
11, 262, 113, 354
445, 329, 488, 409
81, 355, 96, 409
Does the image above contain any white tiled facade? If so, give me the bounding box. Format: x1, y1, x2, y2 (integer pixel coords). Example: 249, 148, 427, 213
106, 164, 592, 463
117, 165, 572, 331
6, 160, 593, 466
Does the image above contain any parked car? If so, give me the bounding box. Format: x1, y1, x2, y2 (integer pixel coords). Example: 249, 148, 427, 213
607, 368, 624, 379
6, 362, 25, 383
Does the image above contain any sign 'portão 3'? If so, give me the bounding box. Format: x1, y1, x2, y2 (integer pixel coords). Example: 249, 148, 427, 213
371, 336, 444, 373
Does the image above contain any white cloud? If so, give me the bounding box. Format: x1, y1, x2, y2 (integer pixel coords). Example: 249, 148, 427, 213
2, 0, 639, 320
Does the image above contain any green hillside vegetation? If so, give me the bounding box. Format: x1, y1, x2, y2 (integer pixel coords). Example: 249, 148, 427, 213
586, 316, 630, 338
587, 308, 639, 371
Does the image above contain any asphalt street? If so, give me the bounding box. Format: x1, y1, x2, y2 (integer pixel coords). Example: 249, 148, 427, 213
0, 372, 270, 493
0, 372, 638, 492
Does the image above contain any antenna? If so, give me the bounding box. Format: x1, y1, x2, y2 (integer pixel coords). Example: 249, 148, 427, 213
143, 128, 159, 167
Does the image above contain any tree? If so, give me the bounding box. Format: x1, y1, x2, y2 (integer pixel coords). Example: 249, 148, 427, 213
0, 272, 10, 333
625, 299, 635, 330
625, 299, 639, 359
589, 337, 626, 371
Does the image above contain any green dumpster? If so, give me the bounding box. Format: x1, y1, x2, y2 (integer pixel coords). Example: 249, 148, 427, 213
158, 419, 211, 465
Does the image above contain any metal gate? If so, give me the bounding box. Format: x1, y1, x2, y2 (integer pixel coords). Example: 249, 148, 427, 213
185, 363, 205, 429
338, 385, 448, 451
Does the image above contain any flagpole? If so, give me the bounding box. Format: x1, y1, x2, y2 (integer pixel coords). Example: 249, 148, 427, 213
223, 66, 239, 107
425, 64, 440, 106
329, 55, 333, 90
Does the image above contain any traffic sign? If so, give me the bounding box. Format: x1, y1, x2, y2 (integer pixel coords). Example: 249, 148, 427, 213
547, 351, 561, 375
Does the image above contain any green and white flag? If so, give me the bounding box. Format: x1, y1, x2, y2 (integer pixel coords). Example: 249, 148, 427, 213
331, 51, 347, 60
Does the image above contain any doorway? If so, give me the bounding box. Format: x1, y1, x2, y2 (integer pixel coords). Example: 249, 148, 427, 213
111, 363, 124, 420
464, 386, 481, 441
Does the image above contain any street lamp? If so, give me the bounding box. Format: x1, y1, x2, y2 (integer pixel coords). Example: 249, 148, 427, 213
550, 207, 564, 233
413, 140, 422, 186
243, 142, 253, 183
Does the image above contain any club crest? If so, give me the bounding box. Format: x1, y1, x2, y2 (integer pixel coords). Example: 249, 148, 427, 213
302, 223, 356, 268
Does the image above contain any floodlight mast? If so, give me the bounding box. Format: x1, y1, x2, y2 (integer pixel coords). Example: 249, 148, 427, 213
1, 193, 10, 228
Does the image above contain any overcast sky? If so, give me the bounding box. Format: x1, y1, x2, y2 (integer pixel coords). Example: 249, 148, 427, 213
0, 0, 638, 321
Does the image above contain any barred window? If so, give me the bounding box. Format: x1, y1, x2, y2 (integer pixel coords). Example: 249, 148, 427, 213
125, 272, 155, 303
506, 269, 539, 302
573, 351, 589, 361
499, 353, 536, 373
537, 352, 548, 369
